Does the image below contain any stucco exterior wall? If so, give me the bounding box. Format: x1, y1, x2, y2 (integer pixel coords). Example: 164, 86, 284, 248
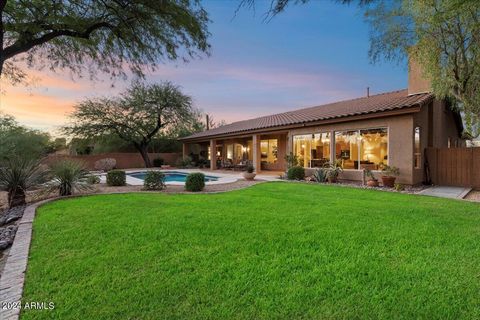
287, 114, 415, 184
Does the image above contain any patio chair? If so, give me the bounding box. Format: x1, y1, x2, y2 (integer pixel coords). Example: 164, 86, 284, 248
222, 159, 234, 170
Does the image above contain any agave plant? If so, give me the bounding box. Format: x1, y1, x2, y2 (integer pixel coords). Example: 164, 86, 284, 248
0, 158, 49, 208
47, 160, 92, 196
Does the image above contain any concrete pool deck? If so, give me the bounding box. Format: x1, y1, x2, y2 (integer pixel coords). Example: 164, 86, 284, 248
98, 169, 283, 186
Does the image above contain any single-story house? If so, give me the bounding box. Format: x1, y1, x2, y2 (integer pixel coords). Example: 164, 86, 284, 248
179, 62, 464, 185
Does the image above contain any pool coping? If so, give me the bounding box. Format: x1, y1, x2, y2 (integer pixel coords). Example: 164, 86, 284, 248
98, 169, 240, 186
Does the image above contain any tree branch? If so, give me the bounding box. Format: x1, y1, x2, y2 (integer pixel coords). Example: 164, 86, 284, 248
2, 21, 115, 60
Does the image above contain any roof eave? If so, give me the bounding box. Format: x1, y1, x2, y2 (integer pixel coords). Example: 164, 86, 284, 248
179, 105, 424, 143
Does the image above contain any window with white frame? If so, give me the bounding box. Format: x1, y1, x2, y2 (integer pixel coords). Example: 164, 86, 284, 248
414, 127, 421, 169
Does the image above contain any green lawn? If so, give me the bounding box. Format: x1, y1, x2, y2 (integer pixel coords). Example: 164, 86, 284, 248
22, 182, 480, 319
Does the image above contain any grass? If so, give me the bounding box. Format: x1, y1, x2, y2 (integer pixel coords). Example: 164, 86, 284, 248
22, 182, 480, 319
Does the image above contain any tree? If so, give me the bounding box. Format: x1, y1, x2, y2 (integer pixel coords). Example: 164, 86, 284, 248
366, 0, 480, 137
64, 81, 198, 167
238, 0, 371, 18
0, 112, 54, 161
0, 0, 210, 84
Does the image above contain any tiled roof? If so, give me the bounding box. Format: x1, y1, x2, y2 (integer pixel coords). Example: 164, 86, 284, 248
181, 89, 433, 141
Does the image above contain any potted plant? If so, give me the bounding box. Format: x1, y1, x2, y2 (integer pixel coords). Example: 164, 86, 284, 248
380, 165, 400, 188
364, 168, 379, 187
243, 165, 256, 180
325, 161, 343, 183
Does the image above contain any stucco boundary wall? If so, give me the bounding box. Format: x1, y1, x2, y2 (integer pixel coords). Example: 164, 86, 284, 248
43, 152, 181, 170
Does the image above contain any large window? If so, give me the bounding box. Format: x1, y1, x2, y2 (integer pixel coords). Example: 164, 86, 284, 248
293, 133, 330, 168
359, 128, 388, 170
335, 128, 388, 170
261, 139, 278, 164
335, 131, 360, 169
414, 127, 421, 169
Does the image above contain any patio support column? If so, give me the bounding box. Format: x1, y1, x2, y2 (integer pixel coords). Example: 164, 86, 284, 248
210, 139, 217, 170
182, 143, 188, 160
329, 130, 335, 164
252, 134, 261, 172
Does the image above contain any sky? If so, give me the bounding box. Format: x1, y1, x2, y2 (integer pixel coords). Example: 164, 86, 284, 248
0, 0, 407, 134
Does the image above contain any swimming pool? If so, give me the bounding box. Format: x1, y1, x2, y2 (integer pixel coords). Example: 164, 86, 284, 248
127, 171, 219, 182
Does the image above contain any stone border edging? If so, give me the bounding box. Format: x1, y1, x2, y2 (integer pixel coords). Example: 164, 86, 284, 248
0, 198, 53, 320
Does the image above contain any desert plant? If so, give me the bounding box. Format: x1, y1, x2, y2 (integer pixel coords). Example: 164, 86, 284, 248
394, 183, 405, 192
313, 168, 327, 183
284, 152, 299, 169
185, 172, 205, 192
364, 168, 379, 187
86, 174, 101, 184
246, 165, 255, 173
0, 159, 48, 208
46, 160, 92, 196
324, 162, 343, 183
364, 168, 376, 181
287, 166, 305, 180
106, 170, 126, 186
94, 158, 116, 172
381, 165, 400, 177
143, 171, 166, 190
380, 165, 400, 188
152, 158, 164, 167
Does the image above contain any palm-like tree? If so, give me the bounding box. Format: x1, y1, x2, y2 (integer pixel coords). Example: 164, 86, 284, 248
0, 159, 48, 208
47, 160, 93, 196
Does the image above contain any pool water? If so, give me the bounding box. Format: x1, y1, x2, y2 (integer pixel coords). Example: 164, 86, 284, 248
128, 171, 218, 182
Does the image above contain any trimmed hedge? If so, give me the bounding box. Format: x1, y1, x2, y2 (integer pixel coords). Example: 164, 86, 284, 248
287, 166, 305, 180
152, 158, 164, 167
185, 172, 205, 192
106, 170, 126, 186
143, 171, 166, 190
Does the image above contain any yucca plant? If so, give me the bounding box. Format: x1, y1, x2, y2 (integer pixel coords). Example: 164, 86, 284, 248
0, 158, 49, 208
47, 160, 92, 196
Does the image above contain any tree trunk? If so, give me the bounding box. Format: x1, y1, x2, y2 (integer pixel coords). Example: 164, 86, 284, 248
137, 145, 152, 168
8, 187, 26, 208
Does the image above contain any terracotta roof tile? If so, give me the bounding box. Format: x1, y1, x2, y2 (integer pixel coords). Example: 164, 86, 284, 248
181, 89, 433, 141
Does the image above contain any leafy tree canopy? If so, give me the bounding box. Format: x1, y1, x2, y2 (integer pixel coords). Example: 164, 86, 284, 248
0, 112, 58, 161
0, 0, 210, 84
64, 81, 200, 167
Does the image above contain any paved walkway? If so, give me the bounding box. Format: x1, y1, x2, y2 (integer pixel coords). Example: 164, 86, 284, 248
419, 186, 472, 199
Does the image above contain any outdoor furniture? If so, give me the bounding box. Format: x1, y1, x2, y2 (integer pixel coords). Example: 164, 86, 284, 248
234, 160, 248, 171
222, 159, 234, 170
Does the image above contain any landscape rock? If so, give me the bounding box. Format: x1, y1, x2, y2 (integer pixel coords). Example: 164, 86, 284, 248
0, 225, 18, 250
0, 205, 25, 226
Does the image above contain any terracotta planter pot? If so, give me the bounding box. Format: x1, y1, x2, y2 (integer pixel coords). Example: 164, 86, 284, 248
381, 176, 396, 188
243, 172, 256, 180
367, 179, 379, 187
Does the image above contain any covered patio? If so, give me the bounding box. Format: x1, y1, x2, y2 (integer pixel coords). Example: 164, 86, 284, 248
182, 132, 288, 172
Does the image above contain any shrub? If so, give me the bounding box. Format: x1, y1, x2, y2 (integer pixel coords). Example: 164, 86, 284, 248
0, 158, 48, 208
394, 183, 405, 191
176, 156, 193, 168
313, 168, 327, 183
106, 170, 126, 186
381, 165, 400, 177
47, 160, 92, 196
143, 171, 166, 190
86, 175, 101, 184
284, 152, 299, 169
152, 158, 164, 167
94, 158, 116, 172
246, 165, 255, 173
287, 166, 305, 180
185, 172, 205, 192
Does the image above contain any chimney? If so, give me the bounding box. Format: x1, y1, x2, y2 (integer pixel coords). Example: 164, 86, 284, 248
408, 55, 431, 95
366, 87, 370, 97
